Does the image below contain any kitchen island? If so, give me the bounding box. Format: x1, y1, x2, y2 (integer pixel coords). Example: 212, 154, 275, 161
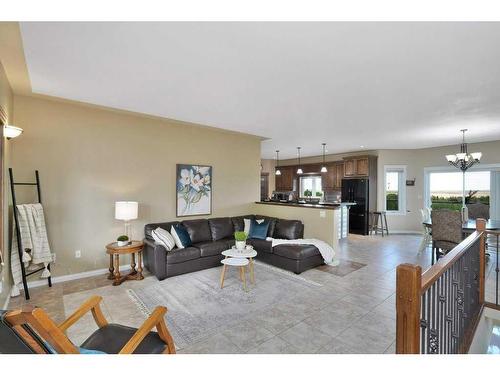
254, 201, 354, 248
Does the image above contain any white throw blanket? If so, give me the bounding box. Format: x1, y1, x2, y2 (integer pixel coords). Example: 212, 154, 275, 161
10, 203, 53, 297
266, 237, 338, 265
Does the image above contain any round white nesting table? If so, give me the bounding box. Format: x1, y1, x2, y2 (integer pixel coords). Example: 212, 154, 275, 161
222, 248, 257, 285
220, 257, 250, 291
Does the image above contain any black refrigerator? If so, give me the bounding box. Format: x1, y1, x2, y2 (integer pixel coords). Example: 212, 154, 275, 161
341, 178, 369, 235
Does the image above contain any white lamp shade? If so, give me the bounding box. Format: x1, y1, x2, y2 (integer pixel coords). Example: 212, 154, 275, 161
471, 152, 482, 161
275, 169, 281, 176
115, 201, 138, 221
321, 166, 327, 173
446, 154, 457, 162
297, 168, 303, 174
4, 125, 23, 138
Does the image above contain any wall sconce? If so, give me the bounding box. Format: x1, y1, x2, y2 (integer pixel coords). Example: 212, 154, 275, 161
4, 125, 23, 139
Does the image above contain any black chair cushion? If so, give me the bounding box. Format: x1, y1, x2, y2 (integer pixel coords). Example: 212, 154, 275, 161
273, 244, 320, 260
0, 312, 39, 354
193, 240, 231, 257
182, 219, 212, 243
208, 217, 234, 241
247, 238, 273, 253
231, 215, 255, 232
80, 324, 167, 354
144, 221, 179, 241
166, 247, 200, 264
255, 215, 277, 237
273, 220, 303, 240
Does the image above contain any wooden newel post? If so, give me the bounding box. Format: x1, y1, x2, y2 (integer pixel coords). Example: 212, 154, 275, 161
476, 218, 486, 304
396, 263, 422, 354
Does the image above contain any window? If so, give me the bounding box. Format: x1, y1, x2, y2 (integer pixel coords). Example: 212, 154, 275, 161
299, 175, 323, 198
427, 170, 490, 211
384, 165, 407, 215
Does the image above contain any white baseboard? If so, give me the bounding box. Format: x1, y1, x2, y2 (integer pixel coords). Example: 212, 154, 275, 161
21, 264, 132, 290
378, 230, 422, 235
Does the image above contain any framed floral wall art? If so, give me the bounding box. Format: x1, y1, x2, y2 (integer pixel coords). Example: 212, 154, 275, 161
176, 164, 212, 217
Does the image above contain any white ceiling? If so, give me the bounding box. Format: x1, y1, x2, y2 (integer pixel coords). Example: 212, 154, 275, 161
20, 22, 500, 159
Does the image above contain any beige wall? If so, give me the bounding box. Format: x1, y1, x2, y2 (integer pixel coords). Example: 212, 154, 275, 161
11, 95, 261, 279
0, 61, 13, 308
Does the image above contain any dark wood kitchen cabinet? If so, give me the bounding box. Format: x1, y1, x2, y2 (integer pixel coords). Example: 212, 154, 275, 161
355, 158, 369, 176
344, 159, 355, 176
334, 162, 344, 188
321, 167, 335, 190
343, 156, 376, 178
321, 162, 344, 190
275, 166, 294, 191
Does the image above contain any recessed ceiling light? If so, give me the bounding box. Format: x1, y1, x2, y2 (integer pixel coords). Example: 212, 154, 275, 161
360, 145, 365, 148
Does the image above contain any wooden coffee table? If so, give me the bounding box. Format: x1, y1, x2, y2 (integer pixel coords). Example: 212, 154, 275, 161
106, 240, 144, 286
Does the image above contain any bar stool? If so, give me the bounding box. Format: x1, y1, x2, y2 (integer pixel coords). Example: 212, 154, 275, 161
370, 211, 389, 237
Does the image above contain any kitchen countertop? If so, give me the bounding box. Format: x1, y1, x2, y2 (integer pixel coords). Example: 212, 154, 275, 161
255, 201, 356, 210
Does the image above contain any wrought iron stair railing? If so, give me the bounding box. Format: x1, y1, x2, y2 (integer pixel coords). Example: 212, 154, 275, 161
396, 219, 490, 354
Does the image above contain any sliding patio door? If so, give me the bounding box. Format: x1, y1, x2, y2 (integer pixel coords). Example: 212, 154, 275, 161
490, 171, 500, 221
426, 169, 491, 213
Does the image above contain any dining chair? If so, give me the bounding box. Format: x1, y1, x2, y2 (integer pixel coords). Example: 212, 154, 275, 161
418, 208, 432, 254
425, 207, 432, 221
430, 209, 463, 265
466, 202, 496, 254
1, 295, 176, 354
467, 202, 490, 220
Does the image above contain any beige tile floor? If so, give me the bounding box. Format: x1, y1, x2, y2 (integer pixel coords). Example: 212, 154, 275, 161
8, 233, 497, 354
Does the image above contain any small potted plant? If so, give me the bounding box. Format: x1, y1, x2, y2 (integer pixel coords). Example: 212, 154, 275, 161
304, 189, 312, 201
117, 235, 130, 247
234, 231, 247, 251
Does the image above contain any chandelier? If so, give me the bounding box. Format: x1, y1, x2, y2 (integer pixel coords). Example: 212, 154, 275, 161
445, 129, 482, 172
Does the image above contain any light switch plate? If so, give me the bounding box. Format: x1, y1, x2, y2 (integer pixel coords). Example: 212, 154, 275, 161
320, 210, 326, 218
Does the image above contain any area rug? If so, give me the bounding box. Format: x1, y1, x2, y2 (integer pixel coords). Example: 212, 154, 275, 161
316, 259, 366, 277
127, 261, 326, 349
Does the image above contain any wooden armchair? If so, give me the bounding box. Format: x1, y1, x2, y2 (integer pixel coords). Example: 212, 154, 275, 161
2, 295, 176, 354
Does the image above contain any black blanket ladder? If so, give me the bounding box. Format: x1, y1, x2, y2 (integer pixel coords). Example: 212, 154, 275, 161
8, 168, 52, 300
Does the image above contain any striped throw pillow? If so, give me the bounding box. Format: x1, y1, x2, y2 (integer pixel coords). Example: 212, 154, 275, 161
152, 227, 176, 251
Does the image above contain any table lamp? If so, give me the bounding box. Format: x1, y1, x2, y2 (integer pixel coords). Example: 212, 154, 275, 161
115, 201, 138, 239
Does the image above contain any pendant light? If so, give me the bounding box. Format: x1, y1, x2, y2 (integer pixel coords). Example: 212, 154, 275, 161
320, 143, 327, 173
296, 147, 303, 175
275, 150, 281, 176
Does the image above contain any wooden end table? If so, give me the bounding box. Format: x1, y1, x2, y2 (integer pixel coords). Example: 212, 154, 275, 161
106, 240, 144, 286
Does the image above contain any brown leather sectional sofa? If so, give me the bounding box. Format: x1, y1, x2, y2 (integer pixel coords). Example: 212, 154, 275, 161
143, 215, 324, 280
